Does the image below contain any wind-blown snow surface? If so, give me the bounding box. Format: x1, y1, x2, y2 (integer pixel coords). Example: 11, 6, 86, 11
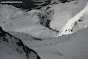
28, 28, 88, 59
0, 27, 41, 59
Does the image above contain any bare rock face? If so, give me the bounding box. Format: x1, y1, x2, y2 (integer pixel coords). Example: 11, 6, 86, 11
0, 26, 41, 59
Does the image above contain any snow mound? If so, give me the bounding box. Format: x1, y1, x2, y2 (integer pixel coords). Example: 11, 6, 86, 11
0, 27, 41, 59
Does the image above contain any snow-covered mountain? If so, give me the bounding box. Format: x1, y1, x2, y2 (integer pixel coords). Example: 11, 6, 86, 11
32, 27, 88, 59
0, 0, 88, 59
0, 27, 41, 59
0, 4, 57, 38
0, 0, 88, 38
54, 0, 88, 37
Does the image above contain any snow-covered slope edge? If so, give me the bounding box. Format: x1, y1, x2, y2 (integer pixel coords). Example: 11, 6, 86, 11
34, 27, 88, 59
0, 4, 56, 38
0, 27, 41, 59
55, 3, 88, 37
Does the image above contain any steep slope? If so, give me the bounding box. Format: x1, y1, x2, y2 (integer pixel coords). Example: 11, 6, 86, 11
0, 0, 88, 39
0, 27, 41, 59
0, 4, 57, 38
50, 0, 88, 33
55, 2, 88, 37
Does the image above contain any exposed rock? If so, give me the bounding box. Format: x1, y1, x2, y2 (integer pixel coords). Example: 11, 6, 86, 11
0, 26, 41, 59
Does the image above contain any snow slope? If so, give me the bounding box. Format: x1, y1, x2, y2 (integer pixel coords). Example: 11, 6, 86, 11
0, 27, 41, 59
29, 27, 88, 59
0, 0, 88, 59
55, 1, 88, 37
50, 0, 88, 32
0, 0, 88, 39
0, 4, 56, 38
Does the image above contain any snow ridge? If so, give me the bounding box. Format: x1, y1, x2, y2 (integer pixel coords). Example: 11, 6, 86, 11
54, 3, 88, 37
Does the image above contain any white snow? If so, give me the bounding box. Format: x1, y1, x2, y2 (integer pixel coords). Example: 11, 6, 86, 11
28, 28, 88, 59
55, 1, 88, 37
50, 0, 88, 32
0, 4, 56, 38
0, 0, 88, 59
0, 0, 88, 38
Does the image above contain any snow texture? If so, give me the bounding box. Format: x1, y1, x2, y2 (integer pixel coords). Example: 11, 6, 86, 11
0, 27, 41, 59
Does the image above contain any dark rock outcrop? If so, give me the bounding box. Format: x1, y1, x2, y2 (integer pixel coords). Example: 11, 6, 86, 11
0, 26, 41, 59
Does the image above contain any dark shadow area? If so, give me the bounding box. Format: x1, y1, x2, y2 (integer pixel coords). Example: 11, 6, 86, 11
0, 0, 51, 10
